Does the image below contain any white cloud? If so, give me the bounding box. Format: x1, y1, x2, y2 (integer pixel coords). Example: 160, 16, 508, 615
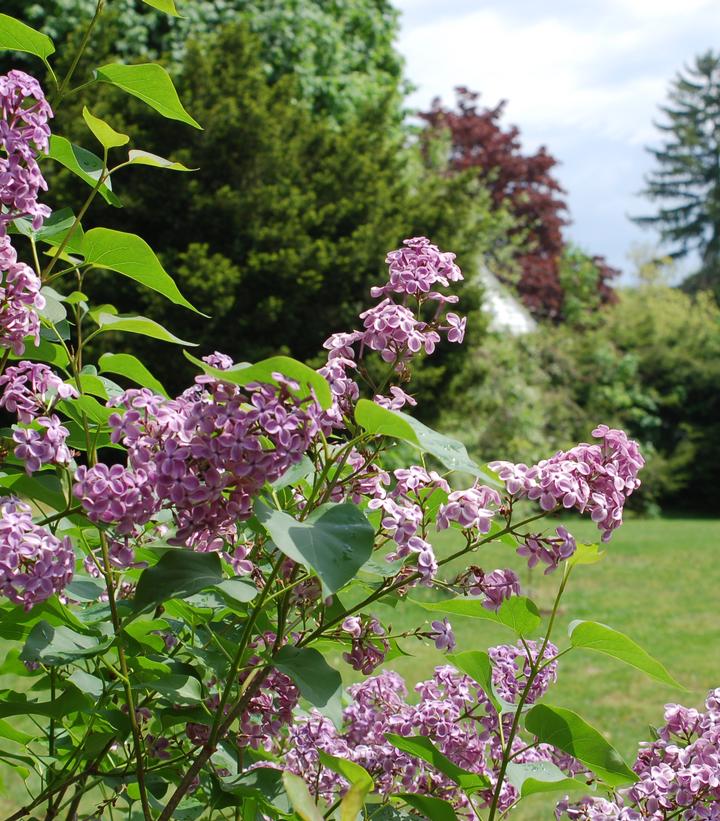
394, 0, 720, 271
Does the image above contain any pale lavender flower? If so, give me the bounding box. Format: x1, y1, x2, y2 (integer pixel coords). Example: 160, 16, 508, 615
13, 414, 71, 474
429, 618, 456, 651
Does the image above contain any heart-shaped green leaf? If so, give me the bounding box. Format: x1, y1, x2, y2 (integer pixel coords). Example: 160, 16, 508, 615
255, 501, 373, 594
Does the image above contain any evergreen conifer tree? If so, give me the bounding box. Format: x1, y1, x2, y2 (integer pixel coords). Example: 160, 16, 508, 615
635, 51, 720, 296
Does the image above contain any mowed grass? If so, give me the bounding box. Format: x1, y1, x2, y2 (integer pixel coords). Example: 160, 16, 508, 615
0, 519, 716, 818
365, 517, 720, 820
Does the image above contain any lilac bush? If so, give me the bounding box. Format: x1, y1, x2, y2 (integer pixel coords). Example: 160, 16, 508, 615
0, 8, 706, 820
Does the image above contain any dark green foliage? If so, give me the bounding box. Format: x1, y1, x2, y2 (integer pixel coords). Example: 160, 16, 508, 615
3, 0, 405, 123
42, 22, 513, 410
635, 51, 720, 298
442, 283, 720, 511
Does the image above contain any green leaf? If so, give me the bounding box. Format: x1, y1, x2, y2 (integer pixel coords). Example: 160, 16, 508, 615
133, 550, 223, 611
525, 704, 638, 787
397, 794, 458, 821
94, 312, 195, 345
140, 0, 181, 16
82, 107, 129, 149
420, 596, 541, 637
68, 670, 105, 700
39, 286, 67, 324
213, 578, 257, 607
47, 136, 121, 207
81, 228, 200, 313
0, 14, 54, 63
569, 543, 605, 568
65, 577, 106, 602
20, 622, 112, 665
282, 772, 325, 821
9, 337, 69, 369
127, 149, 195, 171
95, 63, 201, 129
447, 650, 501, 712
0, 719, 34, 746
274, 646, 342, 725
496, 596, 542, 636
0, 472, 66, 511
98, 352, 168, 397
255, 501, 373, 594
138, 674, 203, 705
124, 618, 168, 652
355, 399, 498, 481
568, 621, 683, 689
185, 352, 332, 410
317, 752, 373, 821
271, 455, 314, 490
0, 687, 88, 719
386, 734, 489, 791
505, 761, 590, 798
57, 393, 114, 425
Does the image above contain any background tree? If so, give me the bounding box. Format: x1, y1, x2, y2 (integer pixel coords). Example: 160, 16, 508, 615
2, 0, 406, 124
634, 50, 720, 300
43, 23, 515, 412
421, 88, 618, 320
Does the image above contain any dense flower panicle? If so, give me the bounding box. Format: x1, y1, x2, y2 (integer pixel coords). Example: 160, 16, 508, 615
73, 464, 159, 535
0, 496, 74, 609
558, 689, 720, 820
0, 70, 53, 233
0, 261, 45, 355
491, 426, 644, 541
373, 236, 463, 298
437, 484, 502, 532
287, 664, 576, 815
368, 497, 423, 553
0, 361, 77, 422
106, 362, 316, 549
391, 465, 450, 499
359, 298, 441, 365
468, 567, 521, 611
489, 640, 559, 704
13, 414, 71, 474
316, 237, 466, 422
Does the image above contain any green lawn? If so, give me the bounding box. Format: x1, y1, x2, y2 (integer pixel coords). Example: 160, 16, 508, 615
366, 517, 720, 819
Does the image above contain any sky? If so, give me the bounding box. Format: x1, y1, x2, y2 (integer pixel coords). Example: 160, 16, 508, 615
394, 0, 720, 278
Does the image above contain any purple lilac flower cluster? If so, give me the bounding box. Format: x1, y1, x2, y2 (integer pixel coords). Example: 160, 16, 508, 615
557, 689, 720, 820
341, 615, 390, 673
437, 484, 502, 532
287, 658, 575, 816
0, 496, 74, 609
0, 361, 77, 422
491, 425, 645, 542
13, 414, 71, 474
368, 464, 449, 585
464, 566, 522, 611
73, 464, 158, 535
0, 71, 52, 355
489, 639, 559, 704
0, 362, 77, 474
82, 359, 316, 554
237, 633, 300, 751
318, 237, 465, 425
